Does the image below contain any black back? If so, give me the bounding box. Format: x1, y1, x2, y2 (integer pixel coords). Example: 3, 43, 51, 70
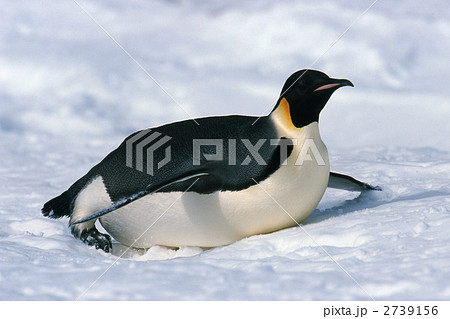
85, 115, 292, 202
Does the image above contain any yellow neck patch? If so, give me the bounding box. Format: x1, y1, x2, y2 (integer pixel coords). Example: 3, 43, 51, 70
272, 97, 297, 131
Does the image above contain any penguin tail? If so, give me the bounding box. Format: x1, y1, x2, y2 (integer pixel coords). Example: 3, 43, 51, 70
42, 191, 72, 219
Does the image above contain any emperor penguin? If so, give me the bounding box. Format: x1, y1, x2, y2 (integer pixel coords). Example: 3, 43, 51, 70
42, 69, 380, 252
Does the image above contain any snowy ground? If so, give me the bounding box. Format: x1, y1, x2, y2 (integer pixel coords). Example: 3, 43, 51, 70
1, 0, 450, 300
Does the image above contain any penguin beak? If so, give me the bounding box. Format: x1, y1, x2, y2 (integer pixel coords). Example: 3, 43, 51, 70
313, 79, 354, 92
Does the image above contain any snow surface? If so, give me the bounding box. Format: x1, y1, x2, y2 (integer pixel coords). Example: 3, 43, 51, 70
1, 0, 450, 300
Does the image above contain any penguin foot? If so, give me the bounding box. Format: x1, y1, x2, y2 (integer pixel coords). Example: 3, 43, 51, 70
328, 172, 382, 192
362, 183, 382, 191
79, 228, 112, 253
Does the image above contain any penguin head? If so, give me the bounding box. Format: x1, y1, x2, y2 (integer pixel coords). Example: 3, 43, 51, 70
272, 69, 353, 128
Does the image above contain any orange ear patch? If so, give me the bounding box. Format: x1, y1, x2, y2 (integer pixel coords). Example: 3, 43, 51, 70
277, 97, 297, 130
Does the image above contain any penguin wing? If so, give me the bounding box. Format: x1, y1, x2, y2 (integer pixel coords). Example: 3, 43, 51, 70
72, 116, 286, 225
328, 172, 381, 192
71, 140, 290, 225
72, 139, 290, 225
71, 169, 211, 225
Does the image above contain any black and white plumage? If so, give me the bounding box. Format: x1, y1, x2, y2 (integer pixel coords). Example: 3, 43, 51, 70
42, 69, 380, 252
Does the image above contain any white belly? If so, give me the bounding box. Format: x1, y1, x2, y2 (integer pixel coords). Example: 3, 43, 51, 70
99, 122, 330, 248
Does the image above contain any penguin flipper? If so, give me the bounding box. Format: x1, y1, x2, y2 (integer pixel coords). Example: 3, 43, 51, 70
328, 172, 381, 192
70, 171, 209, 225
